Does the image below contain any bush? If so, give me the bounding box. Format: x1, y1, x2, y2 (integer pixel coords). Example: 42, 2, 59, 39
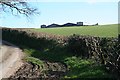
66, 34, 89, 58
2, 28, 58, 51
100, 38, 120, 78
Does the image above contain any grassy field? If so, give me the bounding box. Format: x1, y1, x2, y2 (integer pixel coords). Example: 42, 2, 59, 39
33, 24, 118, 37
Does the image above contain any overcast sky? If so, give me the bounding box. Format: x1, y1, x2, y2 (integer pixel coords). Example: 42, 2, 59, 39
0, 0, 119, 28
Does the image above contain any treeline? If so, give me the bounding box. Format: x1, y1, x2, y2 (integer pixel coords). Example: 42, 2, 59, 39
2, 28, 120, 79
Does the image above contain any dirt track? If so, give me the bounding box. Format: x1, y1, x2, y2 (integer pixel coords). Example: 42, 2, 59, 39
0, 41, 23, 79
0, 41, 67, 79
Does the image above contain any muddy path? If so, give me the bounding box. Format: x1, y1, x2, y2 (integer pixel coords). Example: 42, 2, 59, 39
0, 41, 24, 79
10, 61, 68, 79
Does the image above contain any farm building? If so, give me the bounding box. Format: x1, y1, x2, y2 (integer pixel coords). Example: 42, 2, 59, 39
41, 22, 84, 28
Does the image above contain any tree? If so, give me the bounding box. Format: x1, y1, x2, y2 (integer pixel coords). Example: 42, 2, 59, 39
0, 0, 39, 17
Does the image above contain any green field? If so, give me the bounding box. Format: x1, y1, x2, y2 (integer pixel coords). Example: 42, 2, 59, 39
33, 24, 118, 37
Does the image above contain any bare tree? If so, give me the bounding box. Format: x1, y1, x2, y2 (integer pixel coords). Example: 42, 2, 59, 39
0, 0, 39, 17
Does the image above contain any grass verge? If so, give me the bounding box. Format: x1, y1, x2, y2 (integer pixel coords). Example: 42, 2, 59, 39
23, 48, 114, 79
24, 57, 45, 70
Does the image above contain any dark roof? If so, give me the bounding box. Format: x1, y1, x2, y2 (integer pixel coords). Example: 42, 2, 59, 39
47, 23, 60, 27
61, 23, 77, 26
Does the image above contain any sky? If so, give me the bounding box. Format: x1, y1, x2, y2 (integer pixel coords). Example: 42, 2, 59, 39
0, 0, 119, 28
